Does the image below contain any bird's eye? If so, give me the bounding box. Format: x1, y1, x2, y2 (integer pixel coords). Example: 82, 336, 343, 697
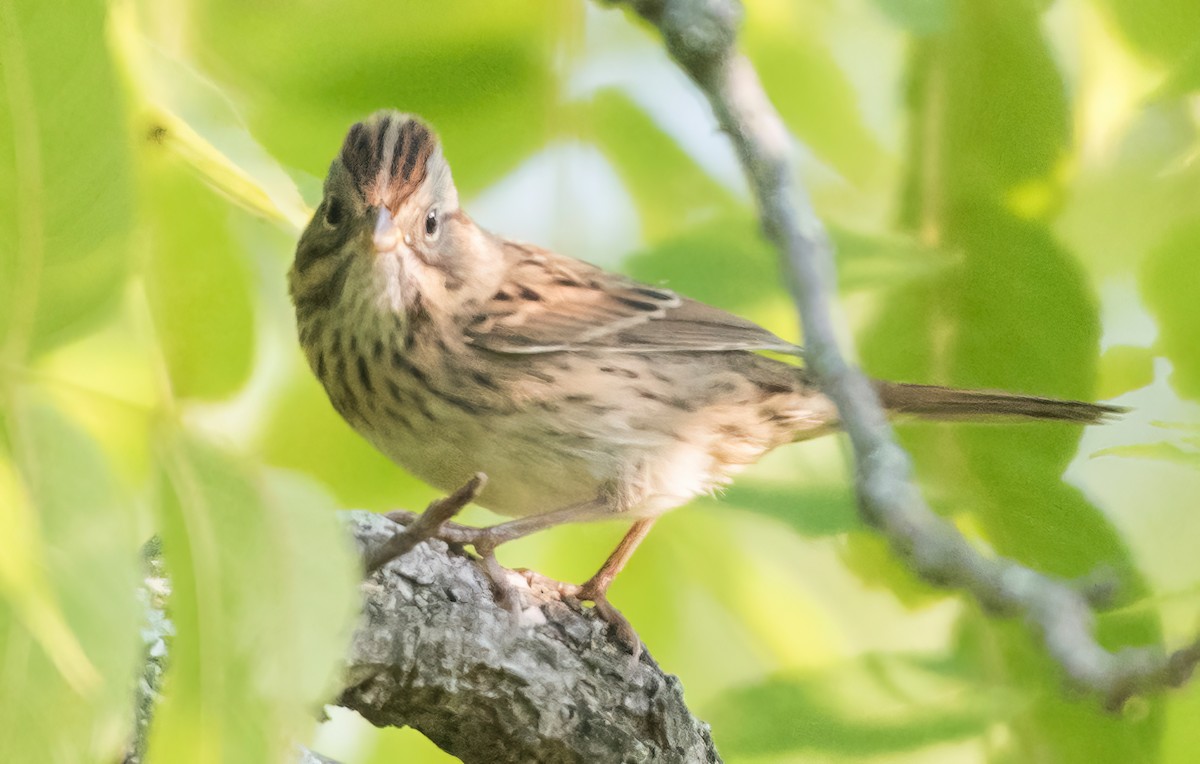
425, 208, 439, 238
324, 197, 344, 227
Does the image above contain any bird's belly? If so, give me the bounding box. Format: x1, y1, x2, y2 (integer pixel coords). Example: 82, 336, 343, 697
357, 395, 606, 519
324, 343, 795, 521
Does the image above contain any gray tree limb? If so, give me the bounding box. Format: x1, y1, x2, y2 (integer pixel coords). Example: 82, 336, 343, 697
337, 510, 720, 764
600, 0, 1200, 710
125, 510, 718, 764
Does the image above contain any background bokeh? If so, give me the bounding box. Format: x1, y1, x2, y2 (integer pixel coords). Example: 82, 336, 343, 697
3, 0, 1200, 761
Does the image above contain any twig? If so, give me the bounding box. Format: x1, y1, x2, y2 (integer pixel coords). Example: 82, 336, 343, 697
341, 510, 721, 763
601, 0, 1200, 709
365, 473, 486, 574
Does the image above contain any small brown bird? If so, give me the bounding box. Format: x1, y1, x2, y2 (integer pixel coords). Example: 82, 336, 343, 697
290, 111, 1118, 638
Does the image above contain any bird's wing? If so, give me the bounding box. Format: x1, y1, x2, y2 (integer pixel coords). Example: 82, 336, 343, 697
463, 243, 800, 355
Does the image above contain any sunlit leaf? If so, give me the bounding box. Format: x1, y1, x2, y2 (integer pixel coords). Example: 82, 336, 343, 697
1056, 106, 1200, 279
902, 0, 1069, 222
1141, 219, 1200, 402
1092, 0, 1200, 66
892, 200, 1160, 764
1162, 681, 1200, 764
111, 4, 311, 231
188, 0, 563, 196
585, 89, 735, 243
147, 433, 359, 763
260, 370, 439, 512
1093, 441, 1200, 467
624, 213, 790, 317
839, 531, 948, 608
870, 0, 950, 35
1158, 41, 1200, 97
0, 0, 134, 357
743, 0, 889, 186
143, 162, 256, 401
667, 504, 847, 670
946, 183, 1158, 764
1097, 344, 1155, 399
721, 482, 860, 538
833, 226, 952, 293
869, 0, 1165, 751
0, 398, 140, 762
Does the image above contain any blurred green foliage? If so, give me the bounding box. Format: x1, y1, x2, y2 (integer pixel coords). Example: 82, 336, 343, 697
2, 0, 1200, 762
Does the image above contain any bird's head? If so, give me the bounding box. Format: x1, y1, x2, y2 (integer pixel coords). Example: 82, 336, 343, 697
290, 111, 486, 330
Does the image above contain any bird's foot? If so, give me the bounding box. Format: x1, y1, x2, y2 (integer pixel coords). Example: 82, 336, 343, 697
561, 576, 642, 662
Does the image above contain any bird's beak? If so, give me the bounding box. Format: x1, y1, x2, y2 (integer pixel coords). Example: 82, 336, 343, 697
373, 206, 400, 253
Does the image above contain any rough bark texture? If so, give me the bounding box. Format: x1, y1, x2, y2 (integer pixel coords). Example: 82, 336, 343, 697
336, 511, 720, 764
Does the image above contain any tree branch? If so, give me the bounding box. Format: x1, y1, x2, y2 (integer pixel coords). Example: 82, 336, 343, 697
601, 0, 1200, 710
338, 510, 721, 763
126, 510, 717, 764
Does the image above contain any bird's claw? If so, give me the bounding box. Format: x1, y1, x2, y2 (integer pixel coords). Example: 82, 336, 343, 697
565, 580, 642, 662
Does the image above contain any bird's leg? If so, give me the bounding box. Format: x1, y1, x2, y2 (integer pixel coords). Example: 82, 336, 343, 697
395, 491, 656, 655
438, 497, 616, 555
566, 518, 657, 658
425, 497, 616, 614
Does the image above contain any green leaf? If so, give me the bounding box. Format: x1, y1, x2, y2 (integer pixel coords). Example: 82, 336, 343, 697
585, 89, 735, 243
743, 1, 889, 186
260, 371, 439, 512
1157, 41, 1200, 98
721, 482, 860, 538
870, 0, 1164, 743
0, 398, 140, 762
143, 163, 257, 401
1092, 0, 1200, 66
941, 0, 1069, 206
862, 212, 1161, 764
188, 0, 561, 196
112, 10, 311, 231
902, 0, 1069, 225
706, 652, 1003, 756
0, 0, 134, 358
870, 0, 951, 35
839, 530, 949, 608
833, 227, 953, 293
957, 606, 1162, 764
147, 433, 360, 763
1097, 344, 1155, 399
1163, 681, 1200, 764
1055, 106, 1200, 279
624, 213, 791, 320
1141, 218, 1200, 402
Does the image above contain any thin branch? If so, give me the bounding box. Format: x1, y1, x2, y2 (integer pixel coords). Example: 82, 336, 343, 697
602, 0, 1200, 710
339, 510, 721, 763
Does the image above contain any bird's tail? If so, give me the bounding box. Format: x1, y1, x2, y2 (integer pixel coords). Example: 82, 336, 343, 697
875, 382, 1124, 424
